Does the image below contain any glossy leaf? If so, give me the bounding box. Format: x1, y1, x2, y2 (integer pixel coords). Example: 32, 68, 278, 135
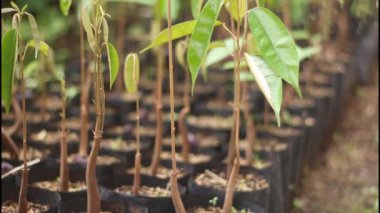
124, 53, 140, 93
82, 5, 96, 52
140, 20, 221, 53
225, 0, 247, 21
244, 53, 282, 126
187, 0, 224, 92
60, 0, 72, 16
203, 38, 236, 68
106, 43, 119, 89
248, 7, 301, 97
26, 40, 49, 56
1, 29, 18, 113
26, 13, 40, 58
191, 0, 204, 19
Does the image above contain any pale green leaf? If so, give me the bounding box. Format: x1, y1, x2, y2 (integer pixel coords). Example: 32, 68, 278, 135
103, 18, 109, 43
25, 13, 41, 58
187, 0, 224, 93
244, 53, 282, 126
26, 40, 49, 56
60, 0, 72, 16
107, 0, 155, 5
140, 20, 222, 53
1, 29, 18, 113
248, 7, 301, 97
82, 5, 96, 52
124, 53, 140, 93
225, 0, 247, 21
1, 8, 17, 14
24, 60, 39, 78
10, 1, 19, 11
106, 43, 119, 89
175, 39, 188, 69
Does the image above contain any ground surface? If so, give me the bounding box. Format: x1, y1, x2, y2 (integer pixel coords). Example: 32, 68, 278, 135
291, 62, 379, 213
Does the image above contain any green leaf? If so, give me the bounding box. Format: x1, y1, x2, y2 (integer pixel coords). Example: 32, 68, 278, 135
203, 38, 237, 68
10, 1, 20, 11
244, 53, 282, 126
82, 5, 96, 52
124, 53, 140, 93
187, 0, 224, 93
191, 0, 204, 19
106, 43, 119, 89
248, 7, 301, 97
140, 20, 222, 53
160, 0, 180, 21
26, 40, 49, 56
208, 40, 225, 49
225, 0, 247, 22
1, 29, 18, 113
60, 0, 72, 16
25, 13, 41, 58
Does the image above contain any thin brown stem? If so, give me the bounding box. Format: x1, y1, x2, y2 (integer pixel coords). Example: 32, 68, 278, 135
167, 0, 185, 211
132, 94, 141, 195
59, 80, 69, 192
17, 16, 28, 213
86, 6, 103, 213
223, 1, 245, 212
282, 0, 292, 29
79, 17, 90, 157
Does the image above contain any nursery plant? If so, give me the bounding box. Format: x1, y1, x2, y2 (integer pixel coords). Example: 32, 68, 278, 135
141, 0, 301, 211
124, 53, 142, 195
81, 0, 120, 211
2, 2, 49, 212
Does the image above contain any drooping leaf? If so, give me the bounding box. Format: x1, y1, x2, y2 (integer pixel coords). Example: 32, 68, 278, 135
191, 0, 204, 19
124, 53, 140, 93
1, 8, 17, 14
247, 33, 261, 55
187, 0, 224, 93
175, 39, 188, 69
106, 43, 119, 89
26, 40, 49, 56
10, 1, 20, 11
102, 17, 109, 43
1, 29, 18, 113
60, 0, 72, 16
244, 53, 283, 126
208, 40, 225, 49
248, 7, 301, 97
225, 0, 247, 22
25, 13, 41, 58
82, 5, 96, 52
222, 59, 247, 70
140, 20, 222, 53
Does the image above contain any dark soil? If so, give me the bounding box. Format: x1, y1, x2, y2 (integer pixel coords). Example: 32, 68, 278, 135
1, 200, 49, 213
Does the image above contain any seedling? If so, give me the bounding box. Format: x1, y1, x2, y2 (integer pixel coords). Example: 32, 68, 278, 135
81, 0, 120, 211
2, 2, 49, 212
124, 53, 142, 195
